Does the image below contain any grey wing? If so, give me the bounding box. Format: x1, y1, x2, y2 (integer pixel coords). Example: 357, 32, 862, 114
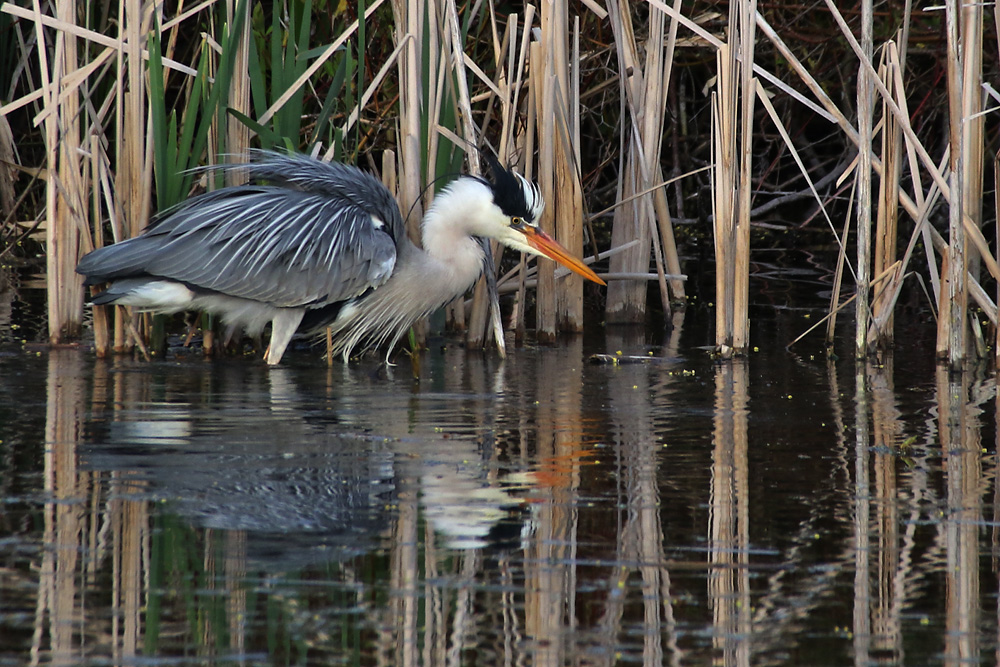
78, 185, 399, 308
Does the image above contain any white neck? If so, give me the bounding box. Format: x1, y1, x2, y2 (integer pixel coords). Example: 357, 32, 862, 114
420, 178, 493, 287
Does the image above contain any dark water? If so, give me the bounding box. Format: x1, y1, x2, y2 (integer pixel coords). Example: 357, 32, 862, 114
1, 306, 998, 666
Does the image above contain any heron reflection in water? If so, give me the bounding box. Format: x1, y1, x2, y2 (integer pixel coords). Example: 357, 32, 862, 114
77, 152, 604, 364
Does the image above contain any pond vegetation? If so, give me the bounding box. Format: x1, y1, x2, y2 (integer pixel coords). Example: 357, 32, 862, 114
0, 0, 997, 364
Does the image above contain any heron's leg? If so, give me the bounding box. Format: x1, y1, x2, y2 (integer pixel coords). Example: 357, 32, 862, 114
264, 309, 305, 365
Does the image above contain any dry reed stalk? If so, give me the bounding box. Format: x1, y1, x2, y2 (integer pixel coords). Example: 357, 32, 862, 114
475, 44, 519, 354
732, 0, 756, 352
871, 92, 946, 337
121, 0, 147, 241
549, 2, 585, 333
759, 7, 989, 334
631, 6, 671, 324
711, 45, 735, 355
89, 135, 110, 356
423, 1, 463, 335
855, 0, 873, 359
111, 0, 152, 353
533, 38, 557, 341
825, 212, 854, 349
869, 45, 901, 348
388, 0, 432, 349
444, 0, 492, 349
961, 0, 985, 257
40, 0, 87, 343
512, 26, 537, 343
960, 0, 985, 353
422, 0, 444, 199
821, 0, 999, 285
200, 26, 223, 357
995, 151, 999, 366
0, 115, 16, 218
936, 253, 952, 359
943, 0, 968, 366
604, 0, 663, 324
391, 0, 423, 246
655, 0, 685, 301
488, 15, 522, 352
225, 0, 251, 185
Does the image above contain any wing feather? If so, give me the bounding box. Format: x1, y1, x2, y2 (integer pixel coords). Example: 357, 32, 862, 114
77, 154, 405, 309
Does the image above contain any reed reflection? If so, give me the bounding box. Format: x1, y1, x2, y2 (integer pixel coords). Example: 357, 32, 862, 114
604, 326, 682, 667
15, 315, 1000, 665
36, 350, 88, 666
866, 360, 904, 663
853, 362, 872, 665
847, 361, 995, 666
709, 359, 751, 667
522, 335, 586, 667
936, 367, 984, 666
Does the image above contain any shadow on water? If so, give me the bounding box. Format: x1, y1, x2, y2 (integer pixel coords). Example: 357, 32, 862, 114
1, 308, 999, 665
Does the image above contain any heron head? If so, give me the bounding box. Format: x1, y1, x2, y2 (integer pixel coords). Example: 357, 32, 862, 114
482, 157, 605, 286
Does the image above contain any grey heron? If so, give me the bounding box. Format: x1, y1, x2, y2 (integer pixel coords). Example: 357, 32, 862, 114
77, 151, 604, 364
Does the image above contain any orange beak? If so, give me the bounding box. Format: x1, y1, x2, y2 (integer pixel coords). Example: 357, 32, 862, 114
520, 225, 606, 286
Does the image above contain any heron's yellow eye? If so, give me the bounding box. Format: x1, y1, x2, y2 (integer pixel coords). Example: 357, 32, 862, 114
511, 216, 524, 228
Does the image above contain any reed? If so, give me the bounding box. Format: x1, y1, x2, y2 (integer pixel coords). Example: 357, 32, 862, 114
855, 0, 874, 360
732, 0, 755, 353
550, 5, 585, 334
712, 46, 734, 355
532, 37, 557, 340
38, 0, 87, 344
446, 0, 489, 348
870, 45, 902, 352
604, 0, 679, 325
790, 0, 1000, 364
531, 0, 588, 340
392, 0, 423, 247
709, 0, 756, 359
958, 0, 985, 362
995, 151, 1000, 367
4, 1, 999, 366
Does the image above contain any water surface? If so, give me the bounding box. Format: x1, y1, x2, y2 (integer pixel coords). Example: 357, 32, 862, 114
1, 313, 997, 665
